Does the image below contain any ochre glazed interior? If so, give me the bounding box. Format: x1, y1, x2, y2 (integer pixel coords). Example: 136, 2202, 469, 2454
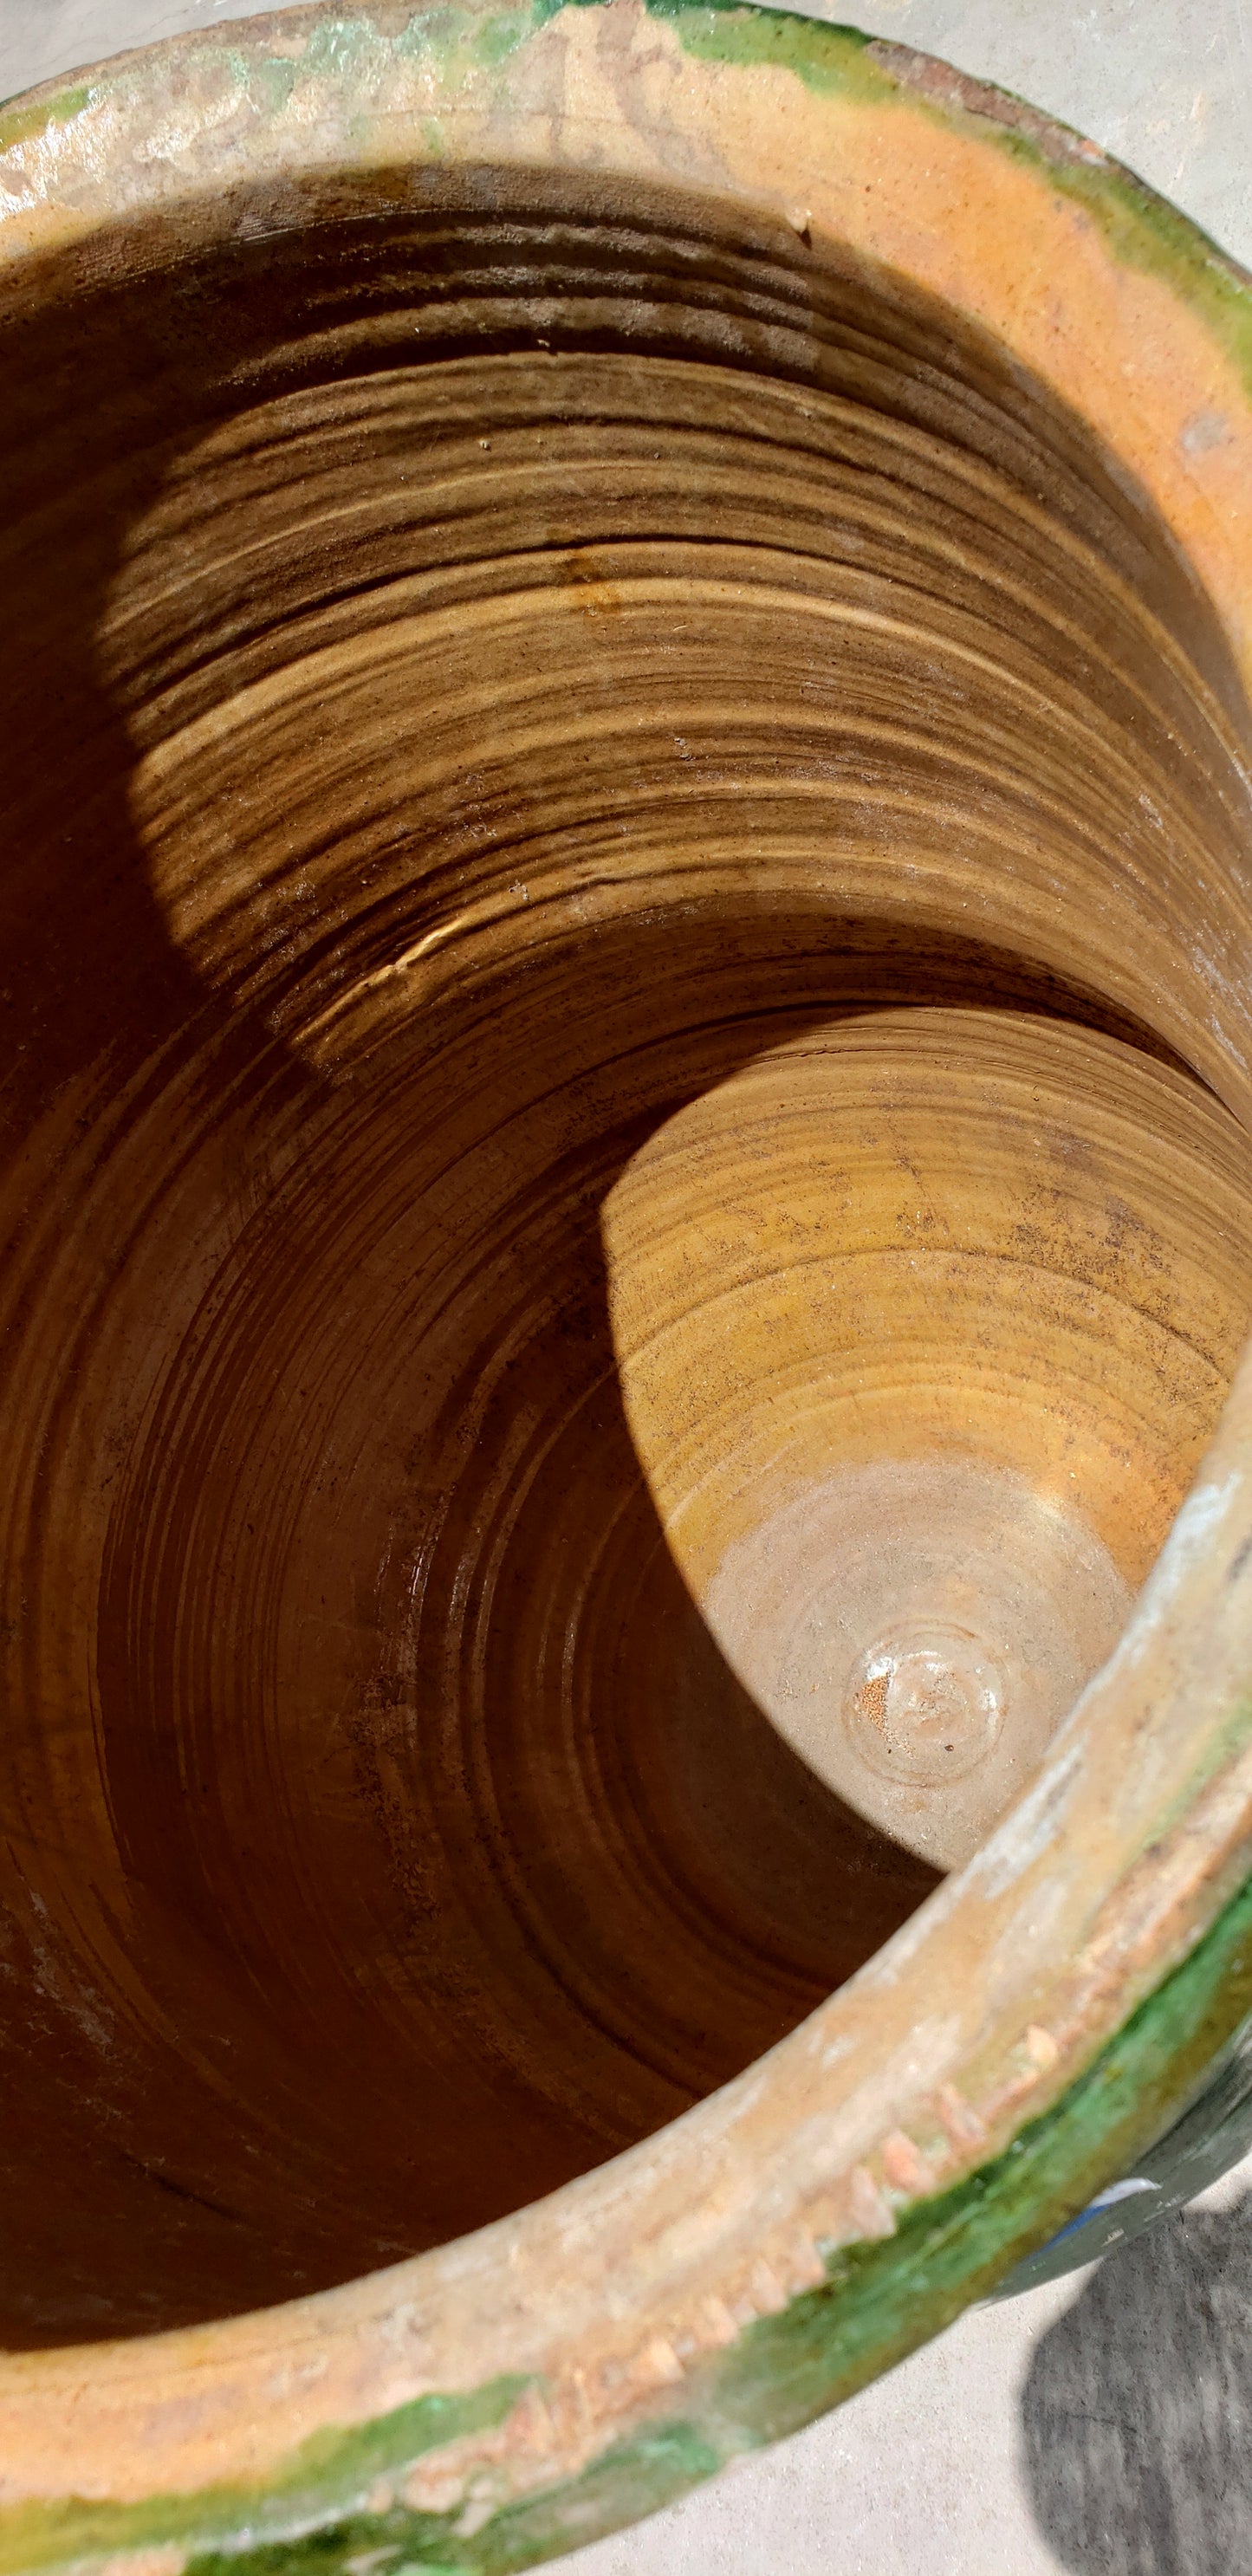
3, 165, 1252, 2347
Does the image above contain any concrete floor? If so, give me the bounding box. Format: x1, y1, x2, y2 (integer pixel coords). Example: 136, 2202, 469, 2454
3, 0, 1251, 2567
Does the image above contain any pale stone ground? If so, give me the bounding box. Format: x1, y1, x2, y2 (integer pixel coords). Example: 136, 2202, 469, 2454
3, 0, 1251, 2567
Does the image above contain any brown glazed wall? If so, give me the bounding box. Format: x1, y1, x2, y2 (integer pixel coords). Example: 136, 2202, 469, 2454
1, 152, 1251, 2347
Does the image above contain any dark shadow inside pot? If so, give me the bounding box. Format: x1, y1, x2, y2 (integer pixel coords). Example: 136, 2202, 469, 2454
1, 164, 1250, 2343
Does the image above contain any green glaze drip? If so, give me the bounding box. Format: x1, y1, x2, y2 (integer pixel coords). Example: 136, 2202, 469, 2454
917, 80, 1252, 405
706, 1865, 1252, 2455
396, 4, 553, 75
161, 1843, 1252, 2576
0, 83, 94, 151
185, 2423, 722, 2576
0, 2382, 529, 2576
301, 16, 394, 78
542, 0, 898, 101
423, 0, 1252, 401
2, 0, 1251, 404
224, 50, 301, 117
622, 0, 1252, 398
185, 2497, 464, 2576
469, 2422, 723, 2572
5, 1870, 1252, 2576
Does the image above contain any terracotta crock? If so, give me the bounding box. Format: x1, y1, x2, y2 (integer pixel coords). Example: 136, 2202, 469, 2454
3, 1, 1252, 2565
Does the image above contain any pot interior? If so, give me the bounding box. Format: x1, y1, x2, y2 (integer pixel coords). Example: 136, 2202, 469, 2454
3, 162, 1252, 2345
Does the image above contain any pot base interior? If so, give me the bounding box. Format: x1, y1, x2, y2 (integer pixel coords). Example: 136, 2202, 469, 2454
2, 164, 1251, 2343
608, 1004, 1248, 1872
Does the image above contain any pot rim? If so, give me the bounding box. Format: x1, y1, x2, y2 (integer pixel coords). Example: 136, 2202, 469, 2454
3, 5, 1252, 2566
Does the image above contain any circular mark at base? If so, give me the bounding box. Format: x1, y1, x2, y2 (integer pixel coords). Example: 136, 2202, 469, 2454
702, 1457, 1132, 1868
844, 1620, 1006, 1788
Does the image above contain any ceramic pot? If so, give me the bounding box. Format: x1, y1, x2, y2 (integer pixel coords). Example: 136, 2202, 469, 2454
3, 3, 1252, 2566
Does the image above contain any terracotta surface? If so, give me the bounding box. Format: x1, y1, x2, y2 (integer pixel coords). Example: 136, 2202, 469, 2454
2, 3, 1252, 2568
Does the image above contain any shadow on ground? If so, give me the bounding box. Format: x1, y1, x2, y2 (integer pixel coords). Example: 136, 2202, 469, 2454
1023, 2193, 1252, 2576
